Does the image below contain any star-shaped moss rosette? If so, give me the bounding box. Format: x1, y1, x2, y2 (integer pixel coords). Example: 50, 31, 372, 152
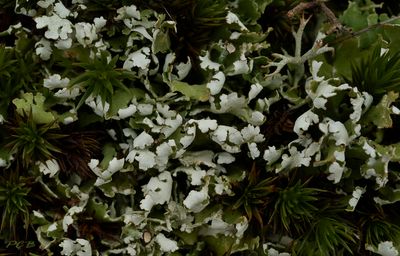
0, 174, 31, 241
3, 111, 65, 169
68, 51, 136, 110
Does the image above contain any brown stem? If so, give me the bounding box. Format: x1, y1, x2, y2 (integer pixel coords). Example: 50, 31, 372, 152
287, 0, 348, 34
287, 1, 318, 19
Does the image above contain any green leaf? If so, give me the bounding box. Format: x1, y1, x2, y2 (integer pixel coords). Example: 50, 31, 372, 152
337, 1, 385, 49
236, 0, 273, 25
237, 0, 259, 23
12, 93, 56, 124
107, 89, 133, 117
322, 38, 370, 79
383, 25, 400, 52
204, 235, 235, 256
170, 80, 210, 102
153, 30, 171, 54
174, 230, 198, 245
222, 208, 243, 224
364, 91, 398, 128
339, 2, 368, 31
99, 143, 117, 169
194, 204, 222, 223
375, 187, 400, 205
86, 197, 113, 221
98, 173, 135, 198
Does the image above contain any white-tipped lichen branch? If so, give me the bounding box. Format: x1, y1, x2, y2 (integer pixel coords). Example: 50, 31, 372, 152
265, 15, 333, 77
